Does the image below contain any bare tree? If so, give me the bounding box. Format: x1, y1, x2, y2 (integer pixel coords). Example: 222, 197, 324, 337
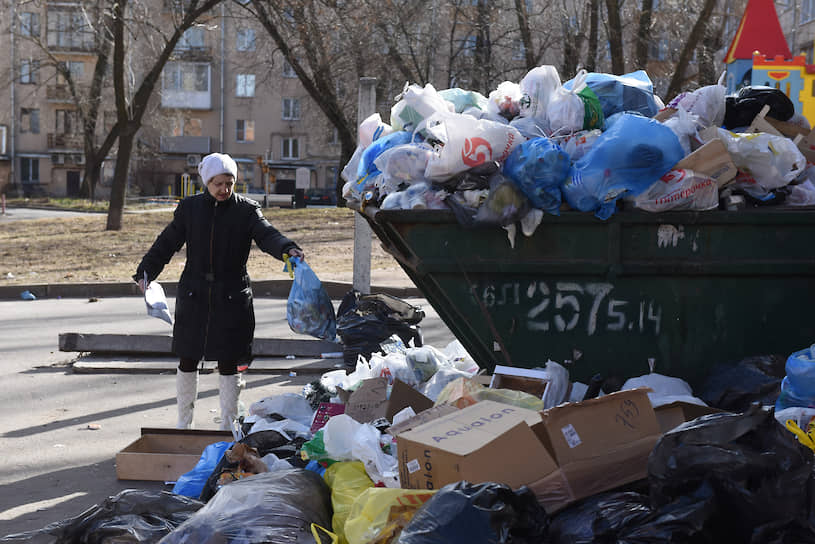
106, 0, 225, 230
664, 0, 717, 100
605, 0, 625, 74
635, 0, 655, 69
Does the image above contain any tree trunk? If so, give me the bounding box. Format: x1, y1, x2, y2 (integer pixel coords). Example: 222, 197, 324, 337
106, 126, 136, 230
605, 0, 625, 74
635, 0, 654, 69
586, 0, 599, 72
665, 0, 717, 100
514, 0, 536, 70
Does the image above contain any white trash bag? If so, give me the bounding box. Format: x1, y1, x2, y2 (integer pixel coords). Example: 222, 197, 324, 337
144, 275, 172, 325
629, 169, 719, 212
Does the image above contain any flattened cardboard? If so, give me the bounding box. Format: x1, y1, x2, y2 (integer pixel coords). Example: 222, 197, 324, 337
387, 404, 459, 436
343, 377, 389, 423
396, 400, 557, 491
116, 427, 232, 482
386, 379, 434, 423
654, 401, 721, 433
673, 138, 738, 188
536, 388, 660, 466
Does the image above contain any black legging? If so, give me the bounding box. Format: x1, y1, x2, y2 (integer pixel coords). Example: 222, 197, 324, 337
178, 357, 237, 375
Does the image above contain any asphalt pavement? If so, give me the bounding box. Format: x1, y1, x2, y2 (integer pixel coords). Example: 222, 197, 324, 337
0, 291, 456, 536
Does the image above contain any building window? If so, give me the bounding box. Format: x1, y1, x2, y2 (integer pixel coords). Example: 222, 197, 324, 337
178, 27, 205, 50
20, 60, 39, 84
47, 9, 94, 50
163, 62, 210, 92
282, 98, 300, 120
236, 74, 255, 97
236, 28, 256, 51
20, 158, 39, 184
236, 119, 255, 142
802, 0, 815, 22
20, 12, 40, 37
57, 61, 84, 84
56, 110, 79, 134
21, 108, 40, 134
282, 60, 297, 78
282, 137, 299, 159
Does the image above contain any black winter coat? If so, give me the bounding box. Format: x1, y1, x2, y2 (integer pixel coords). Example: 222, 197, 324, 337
134, 191, 299, 362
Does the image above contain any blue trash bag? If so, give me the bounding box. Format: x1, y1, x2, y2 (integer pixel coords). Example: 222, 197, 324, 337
561, 114, 685, 220
776, 345, 815, 411
502, 137, 571, 215
285, 256, 337, 340
173, 441, 233, 498
356, 130, 413, 182
565, 70, 660, 119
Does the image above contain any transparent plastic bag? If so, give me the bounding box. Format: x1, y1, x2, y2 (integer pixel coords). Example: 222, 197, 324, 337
717, 128, 806, 192
439, 87, 489, 113
286, 257, 337, 340
629, 169, 719, 212
486, 81, 522, 121
359, 113, 394, 148
391, 82, 454, 133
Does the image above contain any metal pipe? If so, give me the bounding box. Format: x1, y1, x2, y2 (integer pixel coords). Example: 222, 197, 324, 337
219, 2, 225, 153
10, 1, 17, 188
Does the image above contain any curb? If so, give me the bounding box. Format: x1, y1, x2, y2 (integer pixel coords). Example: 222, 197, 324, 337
0, 280, 422, 300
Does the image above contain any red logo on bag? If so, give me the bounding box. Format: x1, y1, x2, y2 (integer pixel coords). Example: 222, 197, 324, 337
461, 137, 492, 167
660, 169, 686, 184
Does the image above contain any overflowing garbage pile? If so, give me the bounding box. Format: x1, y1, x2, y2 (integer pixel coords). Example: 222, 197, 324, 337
7, 323, 815, 543
343, 68, 815, 239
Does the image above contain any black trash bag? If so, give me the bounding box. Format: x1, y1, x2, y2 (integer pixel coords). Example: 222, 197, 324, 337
434, 161, 500, 192
336, 290, 424, 370
698, 355, 785, 412
163, 469, 332, 544
648, 405, 815, 543
199, 430, 307, 502
546, 487, 715, 544
0, 490, 203, 544
398, 481, 549, 544
724, 85, 796, 129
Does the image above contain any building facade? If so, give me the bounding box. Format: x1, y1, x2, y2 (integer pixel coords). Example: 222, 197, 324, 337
0, 0, 342, 199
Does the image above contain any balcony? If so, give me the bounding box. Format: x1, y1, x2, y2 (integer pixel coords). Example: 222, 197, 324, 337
172, 46, 213, 62
48, 133, 84, 150
46, 84, 90, 103
160, 136, 211, 154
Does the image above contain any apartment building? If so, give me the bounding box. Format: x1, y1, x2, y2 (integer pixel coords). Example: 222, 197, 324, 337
0, 1, 342, 199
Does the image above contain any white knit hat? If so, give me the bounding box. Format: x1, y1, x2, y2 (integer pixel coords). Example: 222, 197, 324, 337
198, 153, 238, 186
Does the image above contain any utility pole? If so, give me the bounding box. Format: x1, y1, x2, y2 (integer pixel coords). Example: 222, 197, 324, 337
353, 77, 377, 295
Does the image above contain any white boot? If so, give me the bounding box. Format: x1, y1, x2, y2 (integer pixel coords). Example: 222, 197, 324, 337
176, 369, 198, 429
218, 373, 245, 431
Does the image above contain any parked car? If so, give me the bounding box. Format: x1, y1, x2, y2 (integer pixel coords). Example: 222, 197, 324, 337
305, 188, 337, 206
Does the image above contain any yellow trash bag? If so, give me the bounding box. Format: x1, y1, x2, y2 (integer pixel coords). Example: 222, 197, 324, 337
344, 487, 436, 544
323, 461, 375, 544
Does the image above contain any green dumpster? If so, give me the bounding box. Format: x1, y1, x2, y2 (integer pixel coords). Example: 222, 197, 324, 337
354, 205, 815, 388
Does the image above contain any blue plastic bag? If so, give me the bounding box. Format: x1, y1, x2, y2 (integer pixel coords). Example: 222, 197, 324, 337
565, 70, 660, 119
561, 114, 685, 219
286, 256, 337, 340
502, 137, 571, 214
172, 441, 232, 497
356, 131, 413, 182
776, 345, 815, 411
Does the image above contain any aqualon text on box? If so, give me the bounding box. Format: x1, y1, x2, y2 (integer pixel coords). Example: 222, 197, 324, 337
394, 400, 558, 490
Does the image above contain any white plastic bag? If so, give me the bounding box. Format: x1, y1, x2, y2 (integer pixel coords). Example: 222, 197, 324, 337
669, 72, 727, 128
359, 113, 394, 148
424, 111, 522, 181
787, 179, 815, 206
622, 372, 707, 408
390, 82, 454, 133
717, 128, 806, 191
323, 415, 399, 487
547, 70, 589, 134
373, 143, 433, 196
487, 81, 523, 121
519, 65, 561, 121
249, 393, 315, 427
661, 107, 699, 156
558, 129, 602, 161
629, 169, 719, 212
144, 277, 173, 325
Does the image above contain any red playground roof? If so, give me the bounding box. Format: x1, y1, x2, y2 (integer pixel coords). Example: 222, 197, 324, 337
724, 0, 791, 64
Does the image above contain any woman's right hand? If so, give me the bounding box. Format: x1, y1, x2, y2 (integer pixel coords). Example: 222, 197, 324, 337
137, 278, 148, 294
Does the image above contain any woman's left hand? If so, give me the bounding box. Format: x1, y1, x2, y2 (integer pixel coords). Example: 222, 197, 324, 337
288, 248, 305, 261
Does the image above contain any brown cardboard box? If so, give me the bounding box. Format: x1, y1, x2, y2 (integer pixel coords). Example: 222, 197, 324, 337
527, 388, 662, 512
116, 428, 233, 481
673, 138, 738, 189
654, 401, 721, 433
489, 365, 551, 400
395, 400, 558, 491
338, 377, 435, 424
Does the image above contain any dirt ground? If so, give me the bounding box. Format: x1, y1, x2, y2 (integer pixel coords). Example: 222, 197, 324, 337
0, 206, 411, 287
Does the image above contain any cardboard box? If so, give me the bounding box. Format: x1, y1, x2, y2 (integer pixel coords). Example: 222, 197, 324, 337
489, 365, 551, 400
338, 378, 434, 424
673, 138, 737, 188
528, 388, 662, 513
654, 400, 721, 433
395, 400, 558, 491
116, 427, 233, 481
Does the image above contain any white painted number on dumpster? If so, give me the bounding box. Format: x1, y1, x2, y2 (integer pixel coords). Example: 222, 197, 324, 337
479, 281, 662, 336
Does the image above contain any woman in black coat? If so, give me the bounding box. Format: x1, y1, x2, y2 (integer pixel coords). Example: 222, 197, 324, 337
134, 153, 303, 429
